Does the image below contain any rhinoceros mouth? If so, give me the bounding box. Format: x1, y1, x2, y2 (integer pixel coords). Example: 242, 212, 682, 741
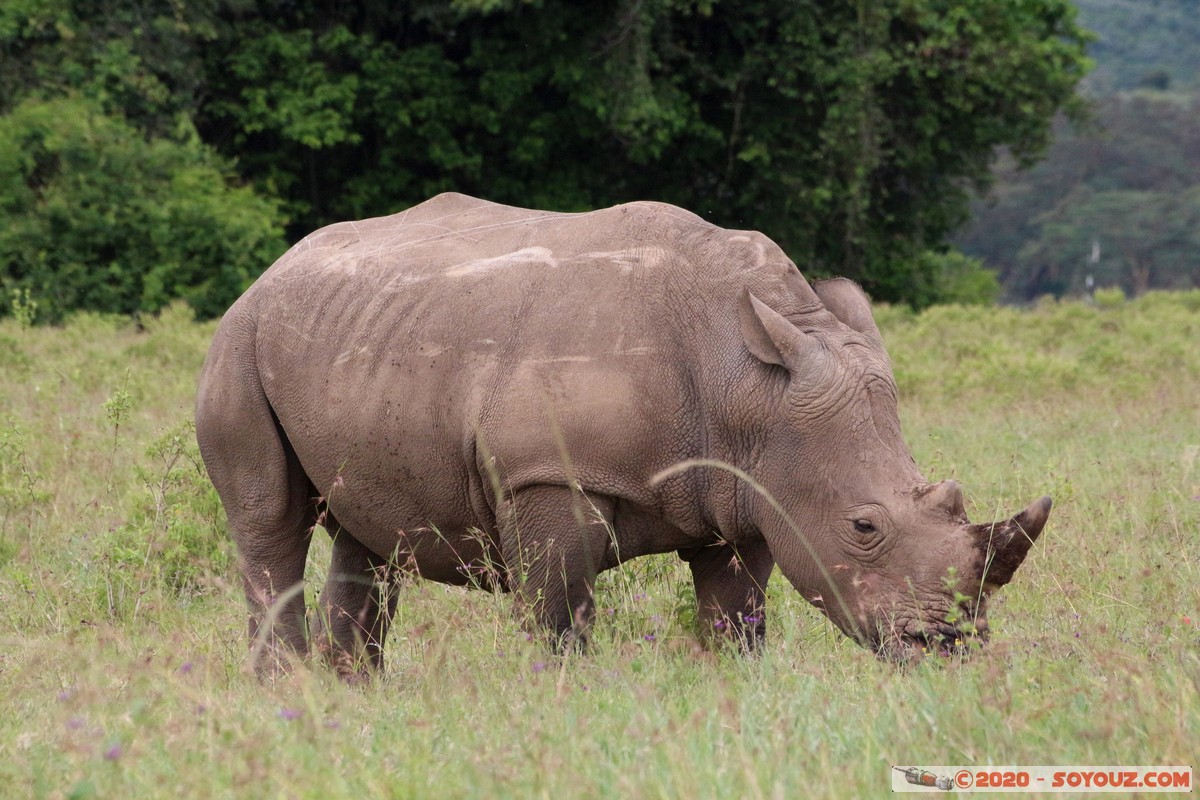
876, 623, 983, 662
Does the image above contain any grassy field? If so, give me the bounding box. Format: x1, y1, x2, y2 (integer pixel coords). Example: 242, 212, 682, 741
1, 293, 1197, 798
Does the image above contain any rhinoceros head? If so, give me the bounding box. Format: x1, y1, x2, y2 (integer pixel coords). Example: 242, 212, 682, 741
738, 278, 1050, 660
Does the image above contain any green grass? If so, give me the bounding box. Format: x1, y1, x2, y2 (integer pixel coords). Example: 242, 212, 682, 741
1, 294, 1197, 798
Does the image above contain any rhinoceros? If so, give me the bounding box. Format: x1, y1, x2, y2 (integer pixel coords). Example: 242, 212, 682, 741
196, 192, 1050, 677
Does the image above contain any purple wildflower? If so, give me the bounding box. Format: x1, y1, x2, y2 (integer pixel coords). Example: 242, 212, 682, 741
279, 708, 302, 722
178, 661, 194, 675
531, 661, 547, 674
643, 633, 656, 642
66, 717, 85, 731
103, 742, 122, 761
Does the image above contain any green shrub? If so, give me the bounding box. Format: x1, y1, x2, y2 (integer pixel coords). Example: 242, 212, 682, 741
872, 249, 1002, 309
0, 419, 49, 523
0, 96, 286, 322
139, 422, 230, 593
7, 287, 37, 326
927, 250, 1003, 307
93, 420, 231, 618
0, 419, 49, 568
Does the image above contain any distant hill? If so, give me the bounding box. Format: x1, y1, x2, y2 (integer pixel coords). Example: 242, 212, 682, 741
1076, 0, 1200, 93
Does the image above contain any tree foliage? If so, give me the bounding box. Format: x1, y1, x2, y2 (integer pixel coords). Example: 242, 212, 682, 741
196, 0, 1089, 306
1, 0, 1091, 316
0, 1, 285, 321
0, 97, 284, 321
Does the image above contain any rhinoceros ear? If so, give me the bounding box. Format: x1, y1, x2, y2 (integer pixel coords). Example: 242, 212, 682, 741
739, 290, 830, 376
813, 278, 884, 348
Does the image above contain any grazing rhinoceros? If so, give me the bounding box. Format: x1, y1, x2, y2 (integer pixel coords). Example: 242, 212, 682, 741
196, 192, 1050, 677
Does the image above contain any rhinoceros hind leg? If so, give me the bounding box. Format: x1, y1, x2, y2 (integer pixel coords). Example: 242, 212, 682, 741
238, 510, 313, 679
198, 390, 316, 677
499, 485, 613, 652
313, 515, 399, 683
196, 325, 320, 679
680, 539, 774, 652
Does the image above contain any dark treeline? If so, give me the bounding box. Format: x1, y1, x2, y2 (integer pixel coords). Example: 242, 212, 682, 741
1, 1, 1090, 320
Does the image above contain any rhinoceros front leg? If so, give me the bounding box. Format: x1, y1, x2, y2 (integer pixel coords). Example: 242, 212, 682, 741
499, 485, 613, 651
312, 514, 399, 683
680, 539, 774, 651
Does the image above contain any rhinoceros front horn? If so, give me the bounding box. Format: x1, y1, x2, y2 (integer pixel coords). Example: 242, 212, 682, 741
972, 496, 1052, 590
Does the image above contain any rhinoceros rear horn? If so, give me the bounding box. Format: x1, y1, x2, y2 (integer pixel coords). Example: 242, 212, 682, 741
973, 496, 1052, 589
920, 479, 966, 519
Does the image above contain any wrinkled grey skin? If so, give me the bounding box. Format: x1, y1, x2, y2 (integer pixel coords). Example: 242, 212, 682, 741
196, 193, 1050, 678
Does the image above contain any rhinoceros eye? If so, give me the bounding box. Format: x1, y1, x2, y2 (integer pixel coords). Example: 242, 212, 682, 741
853, 519, 878, 535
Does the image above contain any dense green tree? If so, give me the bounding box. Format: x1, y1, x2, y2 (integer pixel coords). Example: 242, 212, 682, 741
0, 0, 221, 130
0, 2, 288, 320
195, 0, 1089, 306
1, 1, 1090, 314
0, 97, 285, 321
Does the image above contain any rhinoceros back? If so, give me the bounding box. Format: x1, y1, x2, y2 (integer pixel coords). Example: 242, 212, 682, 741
211, 192, 812, 558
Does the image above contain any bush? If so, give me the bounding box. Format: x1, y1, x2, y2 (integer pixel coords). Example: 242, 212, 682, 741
0, 96, 286, 322
135, 421, 230, 591
0, 419, 49, 569
92, 419, 231, 617
931, 251, 1004, 307
869, 249, 1002, 309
